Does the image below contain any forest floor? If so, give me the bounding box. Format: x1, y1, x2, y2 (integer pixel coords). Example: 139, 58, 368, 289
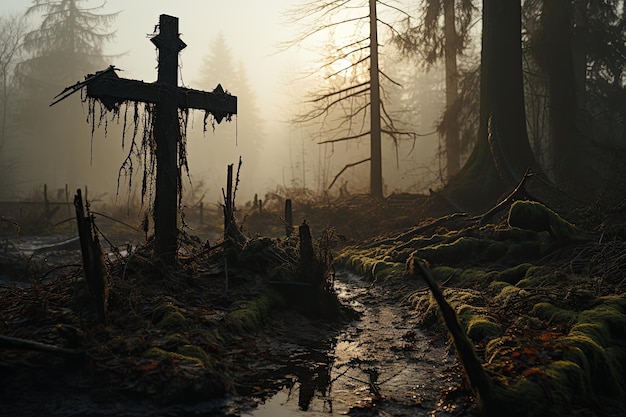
1, 187, 626, 416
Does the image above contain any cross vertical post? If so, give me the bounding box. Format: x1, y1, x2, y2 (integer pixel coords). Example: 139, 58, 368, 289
151, 14, 186, 262
59, 14, 237, 264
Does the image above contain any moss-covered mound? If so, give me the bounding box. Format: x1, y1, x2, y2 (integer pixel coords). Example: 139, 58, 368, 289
337, 202, 626, 416
0, 222, 343, 411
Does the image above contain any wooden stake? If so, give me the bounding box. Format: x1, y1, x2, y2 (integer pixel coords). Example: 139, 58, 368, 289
285, 199, 293, 238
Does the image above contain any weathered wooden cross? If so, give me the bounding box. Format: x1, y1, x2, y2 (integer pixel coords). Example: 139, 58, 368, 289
72, 15, 236, 262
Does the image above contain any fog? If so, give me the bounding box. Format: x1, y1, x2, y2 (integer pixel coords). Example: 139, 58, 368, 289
0, 0, 443, 209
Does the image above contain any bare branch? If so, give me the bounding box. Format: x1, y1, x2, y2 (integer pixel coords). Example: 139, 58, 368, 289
301, 86, 369, 122
328, 157, 370, 189
382, 128, 435, 137
378, 0, 413, 18
318, 130, 370, 144
379, 69, 402, 87
310, 80, 370, 102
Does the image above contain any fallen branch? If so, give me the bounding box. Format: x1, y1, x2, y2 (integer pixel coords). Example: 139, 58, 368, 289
408, 257, 503, 415
0, 334, 84, 360
479, 168, 541, 225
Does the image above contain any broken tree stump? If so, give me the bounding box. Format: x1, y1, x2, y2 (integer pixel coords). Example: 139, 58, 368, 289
74, 189, 109, 323
285, 199, 293, 238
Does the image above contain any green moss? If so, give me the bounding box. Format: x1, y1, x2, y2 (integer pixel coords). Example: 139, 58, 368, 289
560, 334, 622, 397
489, 227, 540, 242
531, 302, 579, 324
144, 347, 205, 368
493, 284, 528, 306
371, 260, 404, 280
412, 237, 509, 266
162, 333, 190, 347
576, 303, 626, 341
508, 201, 583, 244
157, 310, 187, 329
227, 293, 275, 331
454, 302, 501, 343
495, 263, 534, 285
499, 360, 591, 417
458, 269, 496, 287
517, 268, 572, 289
488, 280, 510, 296
543, 360, 589, 408
557, 296, 626, 398
177, 344, 212, 368
467, 317, 501, 343
430, 266, 461, 282
337, 248, 404, 281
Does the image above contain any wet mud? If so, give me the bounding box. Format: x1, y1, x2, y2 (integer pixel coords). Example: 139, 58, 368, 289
234, 271, 469, 417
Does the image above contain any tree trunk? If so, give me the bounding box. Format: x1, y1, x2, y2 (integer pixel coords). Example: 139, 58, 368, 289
443, 0, 460, 178
542, 0, 584, 191
369, 0, 383, 199
441, 0, 538, 215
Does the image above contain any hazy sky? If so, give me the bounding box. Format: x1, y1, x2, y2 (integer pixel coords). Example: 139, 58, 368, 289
0, 0, 319, 197
0, 0, 303, 119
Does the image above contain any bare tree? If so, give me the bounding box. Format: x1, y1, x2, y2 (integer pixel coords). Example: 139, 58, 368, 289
0, 13, 28, 153
0, 13, 29, 197
284, 0, 419, 199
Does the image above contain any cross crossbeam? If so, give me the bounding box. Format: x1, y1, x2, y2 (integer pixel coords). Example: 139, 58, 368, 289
86, 69, 236, 123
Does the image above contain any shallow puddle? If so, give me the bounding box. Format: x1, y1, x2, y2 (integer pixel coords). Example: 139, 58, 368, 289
243, 271, 465, 416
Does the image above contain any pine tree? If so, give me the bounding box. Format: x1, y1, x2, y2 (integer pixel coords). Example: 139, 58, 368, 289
15, 0, 120, 195
193, 33, 264, 199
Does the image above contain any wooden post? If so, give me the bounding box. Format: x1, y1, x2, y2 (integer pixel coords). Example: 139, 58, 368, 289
224, 163, 234, 237
285, 198, 293, 238
65, 183, 70, 217
299, 221, 314, 267
152, 14, 183, 263
43, 183, 50, 219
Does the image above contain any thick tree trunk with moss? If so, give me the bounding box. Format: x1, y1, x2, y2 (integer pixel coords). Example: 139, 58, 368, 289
440, 0, 538, 215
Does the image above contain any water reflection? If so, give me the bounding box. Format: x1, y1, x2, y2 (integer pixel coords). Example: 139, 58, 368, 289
296, 352, 333, 412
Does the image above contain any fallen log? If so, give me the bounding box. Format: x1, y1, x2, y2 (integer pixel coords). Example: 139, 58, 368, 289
408, 256, 507, 416
0, 334, 84, 360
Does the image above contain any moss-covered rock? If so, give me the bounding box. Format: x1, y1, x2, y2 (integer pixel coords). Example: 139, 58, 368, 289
508, 201, 584, 244
226, 293, 275, 331
495, 263, 534, 285
531, 302, 579, 324
157, 310, 187, 329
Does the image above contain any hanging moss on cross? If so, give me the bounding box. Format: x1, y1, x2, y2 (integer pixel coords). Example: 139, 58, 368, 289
53, 14, 237, 262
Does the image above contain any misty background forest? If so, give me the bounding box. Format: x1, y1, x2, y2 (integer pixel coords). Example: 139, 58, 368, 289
0, 0, 623, 220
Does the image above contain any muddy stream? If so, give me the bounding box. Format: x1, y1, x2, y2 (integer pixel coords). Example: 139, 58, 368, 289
235, 271, 466, 417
